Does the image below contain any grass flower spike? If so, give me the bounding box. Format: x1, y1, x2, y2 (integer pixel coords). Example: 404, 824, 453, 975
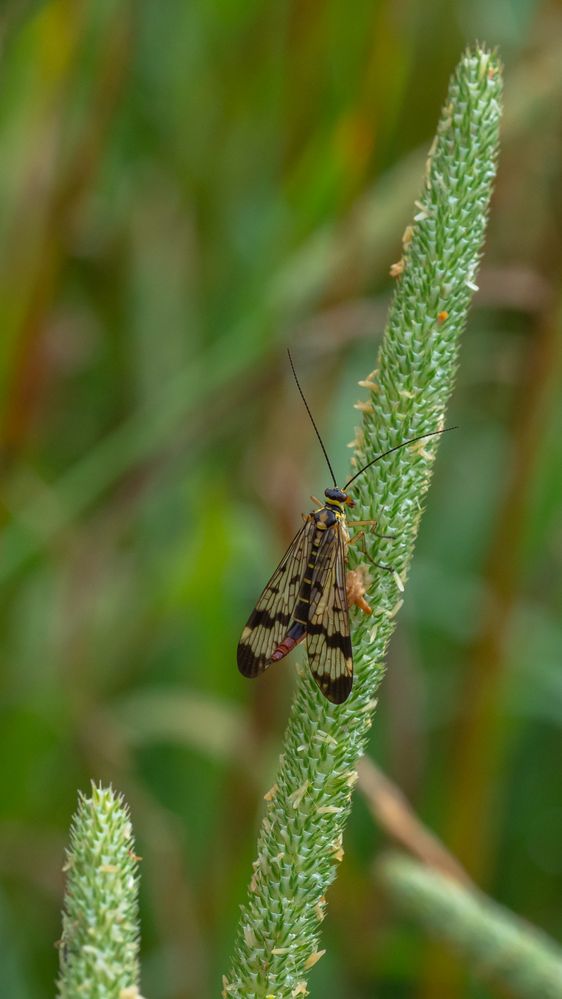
225, 45, 502, 998
58, 783, 142, 999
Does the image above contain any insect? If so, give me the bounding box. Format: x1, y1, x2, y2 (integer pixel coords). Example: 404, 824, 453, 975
237, 352, 453, 704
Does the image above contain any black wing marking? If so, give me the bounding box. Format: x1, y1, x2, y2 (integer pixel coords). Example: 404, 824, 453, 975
306, 522, 352, 704
237, 519, 315, 678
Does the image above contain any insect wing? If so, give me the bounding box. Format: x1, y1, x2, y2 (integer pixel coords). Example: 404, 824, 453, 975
306, 523, 353, 703
237, 520, 315, 678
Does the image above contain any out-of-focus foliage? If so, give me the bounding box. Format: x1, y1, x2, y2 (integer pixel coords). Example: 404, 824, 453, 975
0, 2, 560, 998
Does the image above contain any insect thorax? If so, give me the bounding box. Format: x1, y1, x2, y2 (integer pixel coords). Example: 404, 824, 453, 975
314, 505, 343, 528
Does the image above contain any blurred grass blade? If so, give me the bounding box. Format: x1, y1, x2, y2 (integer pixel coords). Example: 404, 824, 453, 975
378, 853, 562, 999
111, 689, 248, 762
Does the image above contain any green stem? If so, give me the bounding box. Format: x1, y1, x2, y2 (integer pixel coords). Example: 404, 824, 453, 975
225, 45, 502, 999
378, 853, 562, 999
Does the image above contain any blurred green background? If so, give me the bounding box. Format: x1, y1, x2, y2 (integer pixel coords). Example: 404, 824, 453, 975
1, 2, 561, 997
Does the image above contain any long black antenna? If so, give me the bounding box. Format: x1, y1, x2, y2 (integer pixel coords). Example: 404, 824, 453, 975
343, 427, 457, 490
287, 349, 337, 487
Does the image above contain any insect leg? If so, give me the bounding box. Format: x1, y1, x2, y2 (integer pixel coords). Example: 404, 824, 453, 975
373, 561, 394, 572
348, 518, 394, 540
348, 530, 365, 546
348, 522, 395, 571
352, 531, 369, 558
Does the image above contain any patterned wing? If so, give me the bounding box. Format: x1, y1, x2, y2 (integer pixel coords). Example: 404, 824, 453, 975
306, 522, 352, 704
237, 519, 315, 677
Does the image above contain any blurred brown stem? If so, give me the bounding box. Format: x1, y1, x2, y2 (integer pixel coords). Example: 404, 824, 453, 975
358, 756, 471, 886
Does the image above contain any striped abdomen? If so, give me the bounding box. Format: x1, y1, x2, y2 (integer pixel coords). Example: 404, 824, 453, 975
269, 524, 324, 662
